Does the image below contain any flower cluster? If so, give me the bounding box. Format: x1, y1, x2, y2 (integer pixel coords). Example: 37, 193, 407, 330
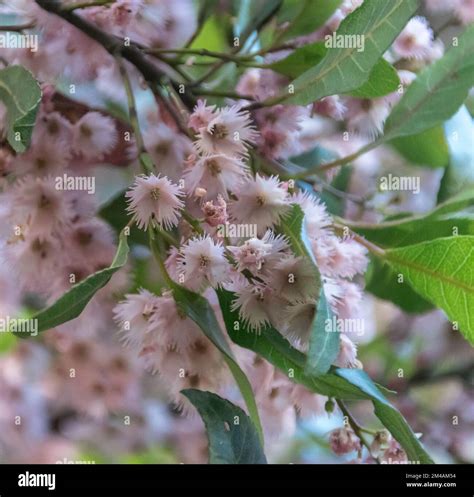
0, 0, 470, 466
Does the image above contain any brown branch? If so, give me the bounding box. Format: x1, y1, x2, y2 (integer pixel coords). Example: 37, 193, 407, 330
35, 0, 196, 111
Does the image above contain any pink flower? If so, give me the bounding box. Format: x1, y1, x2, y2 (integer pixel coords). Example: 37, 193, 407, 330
188, 100, 216, 132
13, 139, 70, 177
344, 96, 392, 138
113, 289, 160, 349
144, 124, 192, 182
230, 279, 273, 332
148, 292, 203, 351
454, 0, 474, 25
12, 176, 73, 240
334, 334, 359, 368
392, 16, 434, 60
313, 96, 347, 121
126, 173, 184, 230
183, 153, 250, 199
178, 235, 231, 290
329, 427, 361, 455
263, 254, 319, 302
72, 112, 117, 159
229, 174, 290, 235
381, 439, 408, 464
201, 195, 228, 227
227, 231, 288, 274
281, 300, 316, 343
195, 105, 257, 157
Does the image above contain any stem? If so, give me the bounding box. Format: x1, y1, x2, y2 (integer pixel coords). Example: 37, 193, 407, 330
144, 48, 251, 63
293, 140, 380, 179
192, 89, 256, 101
336, 400, 379, 463
0, 22, 36, 31
189, 58, 228, 88
149, 230, 174, 286
63, 0, 115, 11
332, 222, 386, 258
182, 211, 204, 235
116, 56, 151, 173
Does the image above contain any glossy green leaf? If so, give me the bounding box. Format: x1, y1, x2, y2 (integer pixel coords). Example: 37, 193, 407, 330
171, 284, 263, 443
234, 0, 283, 39
306, 288, 340, 375
0, 65, 42, 152
365, 257, 434, 314
391, 126, 449, 168
283, 0, 418, 105
182, 389, 267, 464
19, 229, 130, 337
279, 203, 320, 267
348, 58, 400, 98
277, 0, 342, 42
348, 191, 474, 248
267, 42, 327, 79
385, 236, 474, 344
384, 24, 474, 140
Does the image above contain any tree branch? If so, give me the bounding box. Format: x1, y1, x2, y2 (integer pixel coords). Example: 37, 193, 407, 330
35, 0, 195, 109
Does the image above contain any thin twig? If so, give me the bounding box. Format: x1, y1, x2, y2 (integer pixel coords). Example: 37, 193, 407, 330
63, 0, 115, 11
336, 400, 379, 463
0, 22, 36, 32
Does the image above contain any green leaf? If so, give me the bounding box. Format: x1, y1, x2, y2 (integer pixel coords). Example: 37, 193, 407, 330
278, 0, 342, 42
283, 0, 418, 105
171, 284, 264, 443
348, 192, 474, 248
385, 236, 474, 344
438, 106, 474, 201
391, 126, 449, 168
279, 204, 319, 266
348, 58, 400, 98
17, 229, 130, 337
306, 288, 340, 375
267, 42, 327, 79
234, 0, 283, 39
182, 389, 267, 464
0, 65, 42, 152
280, 205, 338, 374
216, 289, 433, 463
191, 14, 228, 53
365, 256, 434, 314
384, 24, 474, 140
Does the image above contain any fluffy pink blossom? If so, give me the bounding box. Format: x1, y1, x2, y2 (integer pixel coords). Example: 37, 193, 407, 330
183, 153, 249, 199
144, 123, 192, 181
178, 235, 231, 290
229, 174, 290, 235
114, 288, 161, 348
263, 255, 319, 302
11, 176, 73, 240
329, 427, 361, 455
227, 231, 288, 274
126, 173, 184, 230
392, 16, 434, 60
71, 112, 117, 159
188, 100, 216, 133
195, 105, 257, 157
